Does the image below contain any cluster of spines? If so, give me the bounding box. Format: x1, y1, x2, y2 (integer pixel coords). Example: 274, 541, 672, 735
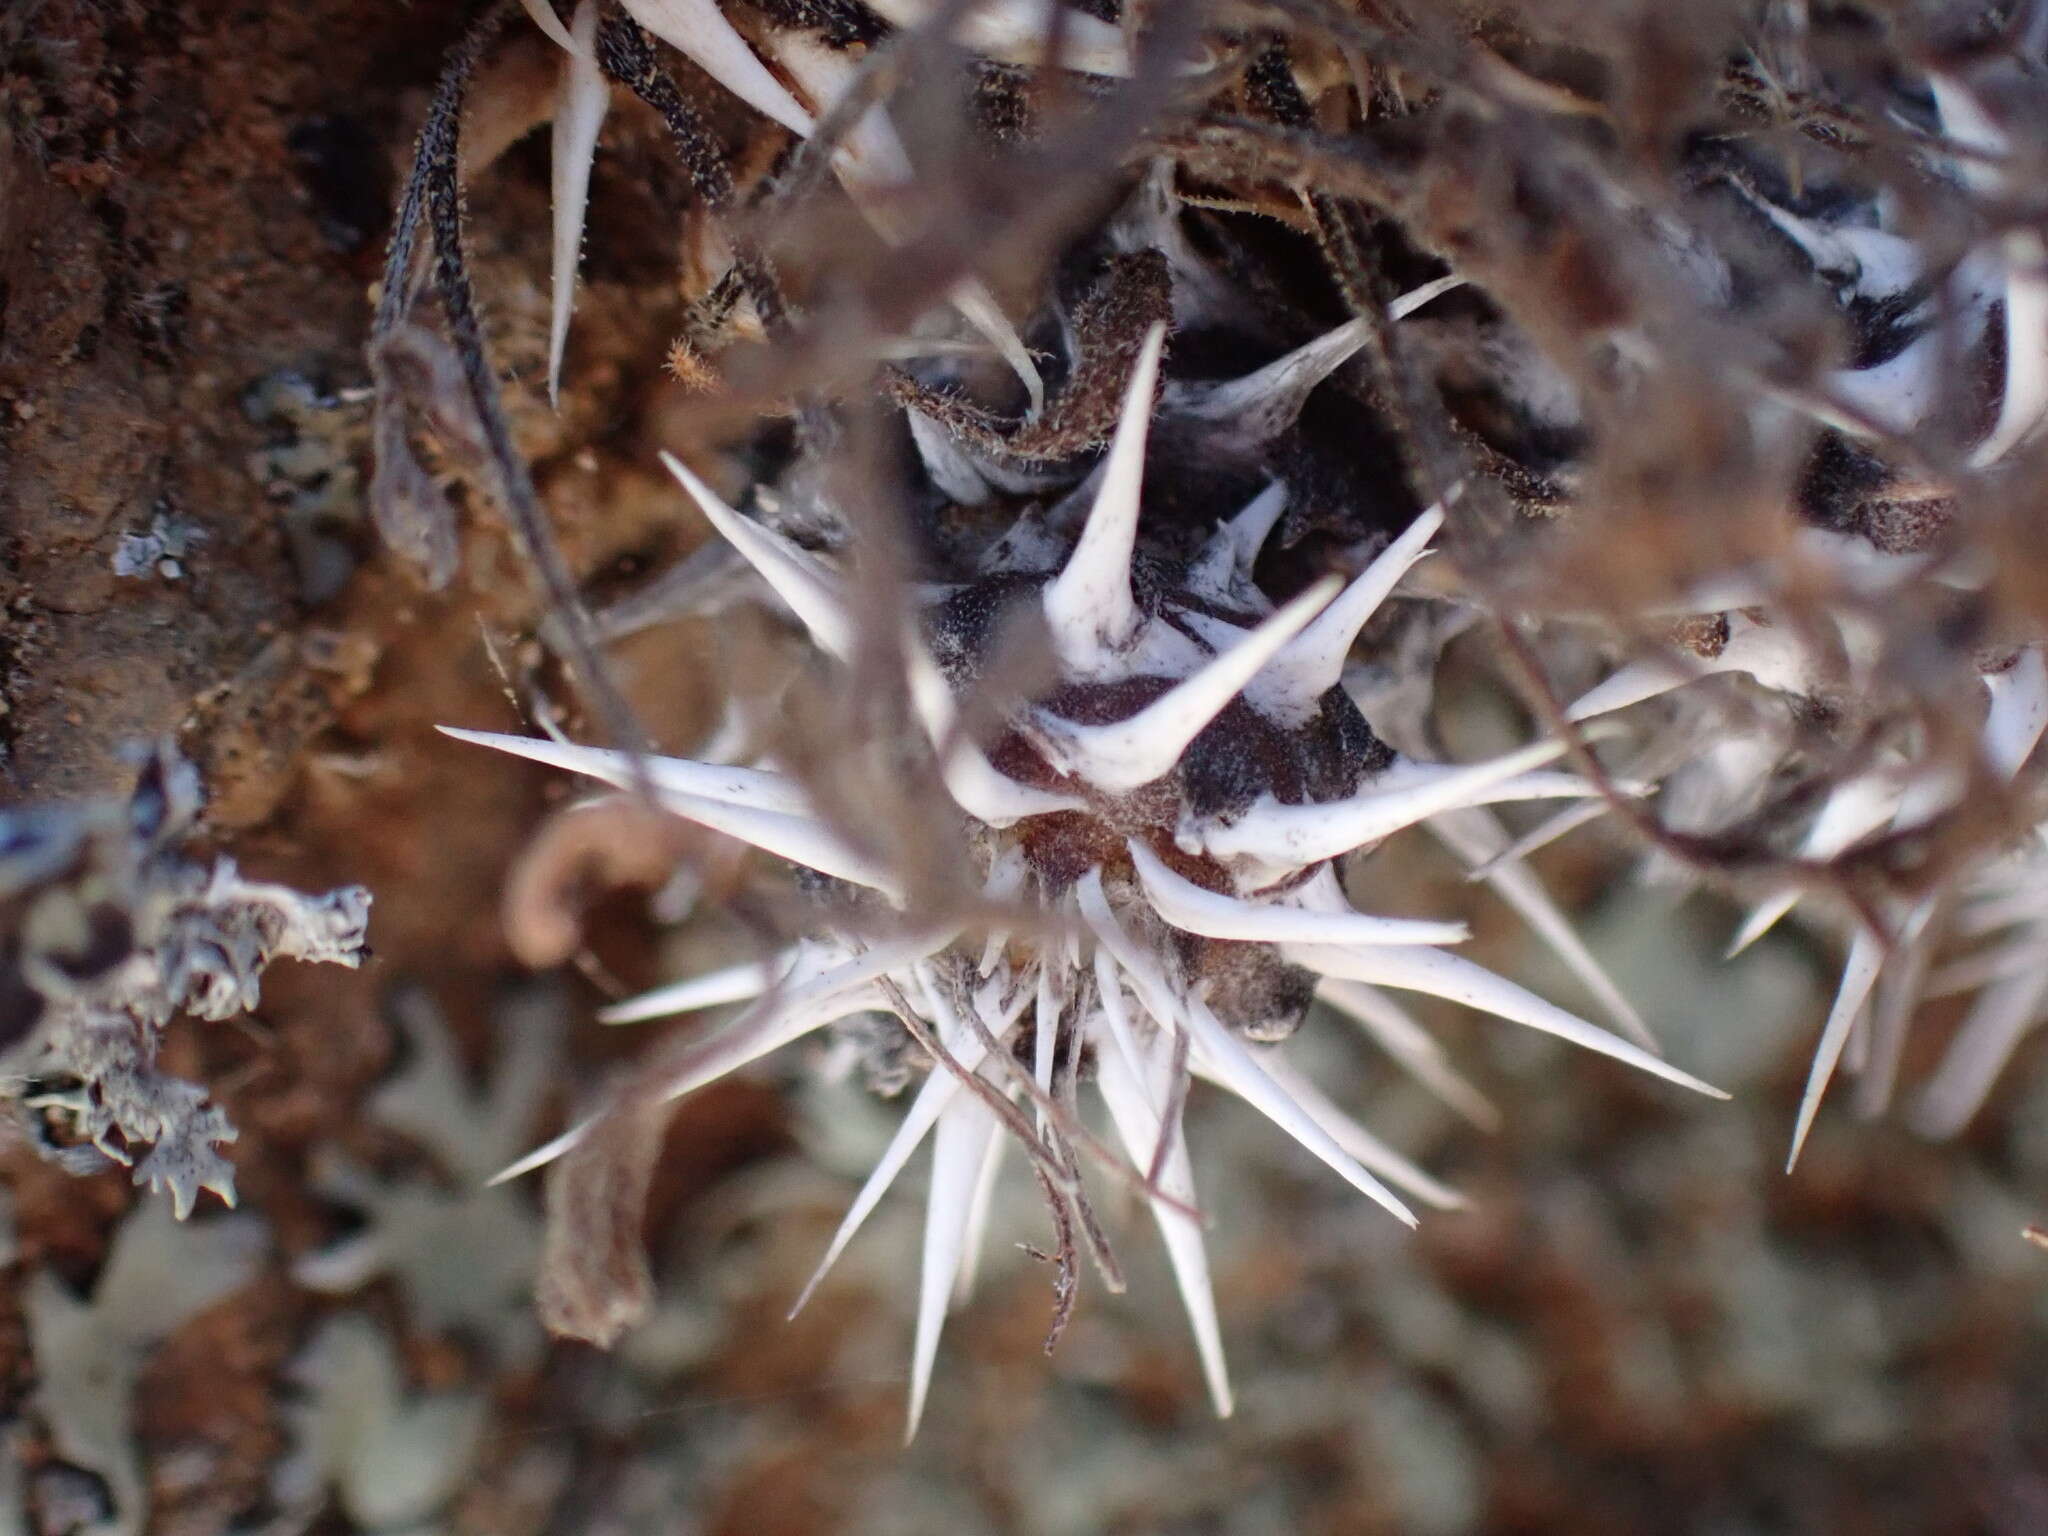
450, 315, 1725, 1433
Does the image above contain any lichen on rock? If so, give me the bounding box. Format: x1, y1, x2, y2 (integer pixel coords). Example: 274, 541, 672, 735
2, 742, 371, 1217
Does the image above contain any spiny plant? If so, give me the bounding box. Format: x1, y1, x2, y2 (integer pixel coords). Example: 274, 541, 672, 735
356, 0, 2048, 1433
1526, 61, 2048, 1168
452, 318, 1721, 1429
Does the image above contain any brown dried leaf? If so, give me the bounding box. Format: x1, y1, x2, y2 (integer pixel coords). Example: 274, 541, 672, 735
501, 795, 696, 969
535, 1094, 670, 1346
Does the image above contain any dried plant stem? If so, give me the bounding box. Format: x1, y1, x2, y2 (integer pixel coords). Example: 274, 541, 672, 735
375, 0, 653, 767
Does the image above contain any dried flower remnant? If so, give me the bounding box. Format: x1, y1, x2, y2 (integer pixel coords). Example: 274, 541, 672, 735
342, 0, 2048, 1464
452, 328, 1724, 1434
0, 745, 371, 1217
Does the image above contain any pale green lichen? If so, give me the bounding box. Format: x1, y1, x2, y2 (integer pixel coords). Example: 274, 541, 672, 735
294, 987, 562, 1363
22, 1199, 264, 1536
273, 1314, 487, 1535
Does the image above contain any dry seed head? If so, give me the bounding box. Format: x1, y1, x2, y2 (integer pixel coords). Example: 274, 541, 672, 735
452, 324, 1721, 1433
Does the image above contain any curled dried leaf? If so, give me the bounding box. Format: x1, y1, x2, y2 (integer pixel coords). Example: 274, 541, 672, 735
501, 794, 698, 968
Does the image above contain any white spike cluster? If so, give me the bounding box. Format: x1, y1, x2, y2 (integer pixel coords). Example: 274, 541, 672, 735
1570, 611, 2048, 1163
449, 339, 1724, 1434
498, 0, 2048, 1221
1561, 527, 2048, 1165
1540, 78, 2043, 1084
528, 1, 1045, 414
1549, 97, 2048, 1158
1029, 576, 1342, 792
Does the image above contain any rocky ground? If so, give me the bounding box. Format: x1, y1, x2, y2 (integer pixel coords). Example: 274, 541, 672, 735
2, 3, 2046, 1534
